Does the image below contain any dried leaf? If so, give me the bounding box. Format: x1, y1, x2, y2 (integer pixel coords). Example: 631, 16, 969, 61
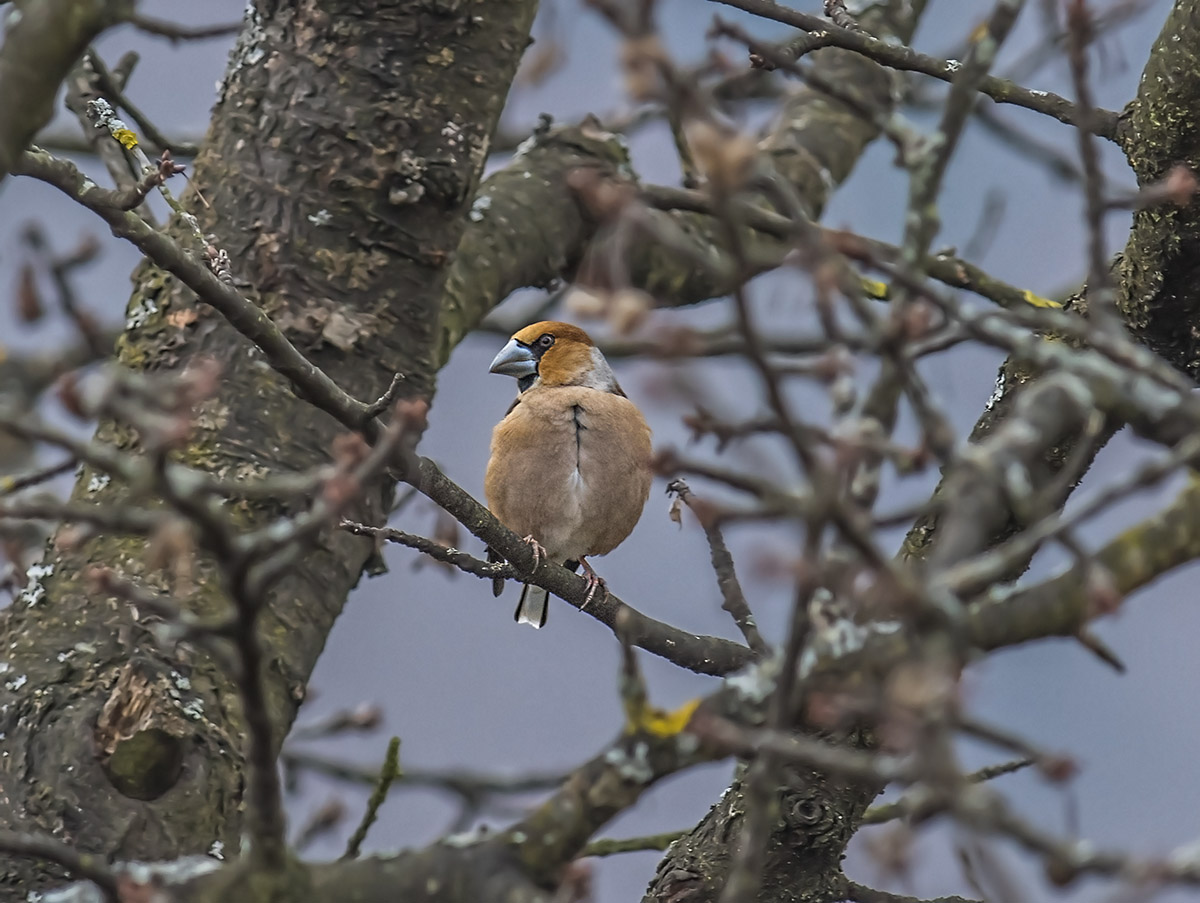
56, 371, 87, 419
685, 119, 757, 193
667, 495, 683, 528
564, 286, 609, 319
17, 263, 43, 323
608, 288, 652, 335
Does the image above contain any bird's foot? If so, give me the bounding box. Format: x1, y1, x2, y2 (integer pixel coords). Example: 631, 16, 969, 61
578, 558, 608, 611
520, 535, 546, 571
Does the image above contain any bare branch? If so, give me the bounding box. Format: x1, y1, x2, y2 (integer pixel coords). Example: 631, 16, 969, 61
340, 520, 517, 582
342, 737, 402, 861
0, 0, 131, 182
1066, 0, 1121, 333
861, 759, 1035, 825
127, 14, 241, 43
709, 0, 1117, 137
899, 0, 1027, 274
667, 479, 769, 656
0, 459, 76, 497
14, 148, 376, 428
414, 457, 754, 676
582, 830, 687, 857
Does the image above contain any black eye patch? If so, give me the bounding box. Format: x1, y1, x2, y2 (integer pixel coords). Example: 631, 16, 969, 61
513, 334, 556, 394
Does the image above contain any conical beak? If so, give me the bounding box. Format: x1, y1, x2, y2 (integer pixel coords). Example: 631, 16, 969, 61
489, 339, 538, 379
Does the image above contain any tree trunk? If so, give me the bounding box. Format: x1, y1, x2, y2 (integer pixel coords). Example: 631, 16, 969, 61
0, 2, 536, 896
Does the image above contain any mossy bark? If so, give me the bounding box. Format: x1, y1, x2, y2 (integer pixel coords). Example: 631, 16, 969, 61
1115, 4, 1200, 375
0, 1, 537, 897
905, 1, 1200, 567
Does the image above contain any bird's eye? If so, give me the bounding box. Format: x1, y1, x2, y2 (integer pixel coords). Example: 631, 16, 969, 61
538, 334, 555, 348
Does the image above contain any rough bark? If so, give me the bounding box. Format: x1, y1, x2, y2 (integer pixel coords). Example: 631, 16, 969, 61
438, 124, 634, 364
4, 1, 1199, 902
442, 1, 929, 339
903, 1, 1200, 566
1114, 3, 1200, 375
0, 0, 536, 896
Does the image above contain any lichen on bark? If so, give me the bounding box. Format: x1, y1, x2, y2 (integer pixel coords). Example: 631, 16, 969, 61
0, 1, 538, 896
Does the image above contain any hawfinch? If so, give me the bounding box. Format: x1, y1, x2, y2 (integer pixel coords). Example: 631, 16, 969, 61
484, 321, 653, 627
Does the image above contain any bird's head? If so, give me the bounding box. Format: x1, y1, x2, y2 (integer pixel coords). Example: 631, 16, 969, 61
488, 321, 619, 393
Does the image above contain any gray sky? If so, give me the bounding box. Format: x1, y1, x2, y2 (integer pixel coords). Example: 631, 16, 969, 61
1, 2, 1195, 901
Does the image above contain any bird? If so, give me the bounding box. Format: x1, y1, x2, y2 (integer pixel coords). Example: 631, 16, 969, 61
484, 320, 653, 628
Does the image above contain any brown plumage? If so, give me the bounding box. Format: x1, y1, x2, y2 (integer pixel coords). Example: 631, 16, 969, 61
484, 321, 653, 627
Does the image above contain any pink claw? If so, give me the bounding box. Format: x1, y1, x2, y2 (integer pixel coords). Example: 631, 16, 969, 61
578, 557, 608, 611
521, 535, 546, 570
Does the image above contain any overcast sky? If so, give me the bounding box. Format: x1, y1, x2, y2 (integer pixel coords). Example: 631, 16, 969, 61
1, 2, 1195, 901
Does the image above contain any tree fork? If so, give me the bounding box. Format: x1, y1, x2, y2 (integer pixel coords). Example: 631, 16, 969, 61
0, 2, 538, 896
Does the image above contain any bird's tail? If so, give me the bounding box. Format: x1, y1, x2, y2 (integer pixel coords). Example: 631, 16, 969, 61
514, 583, 549, 629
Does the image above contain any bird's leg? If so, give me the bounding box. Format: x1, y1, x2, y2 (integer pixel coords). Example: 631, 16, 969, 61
520, 535, 546, 572
577, 557, 608, 610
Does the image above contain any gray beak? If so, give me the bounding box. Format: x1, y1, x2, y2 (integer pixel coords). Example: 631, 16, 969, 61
489, 339, 538, 379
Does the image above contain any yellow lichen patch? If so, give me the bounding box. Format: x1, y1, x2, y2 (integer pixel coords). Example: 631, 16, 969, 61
113, 128, 139, 149
861, 277, 889, 300
1021, 289, 1062, 309
624, 697, 701, 738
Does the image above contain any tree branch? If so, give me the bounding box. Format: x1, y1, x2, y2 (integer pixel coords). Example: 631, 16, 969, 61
709, 0, 1117, 137
0, 0, 133, 182
13, 148, 375, 427
413, 457, 753, 676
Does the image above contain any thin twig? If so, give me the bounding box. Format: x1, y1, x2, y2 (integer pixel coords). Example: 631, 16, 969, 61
862, 758, 1035, 825
290, 703, 383, 741
14, 148, 377, 430
293, 799, 347, 852
899, 0, 1028, 273
0, 498, 164, 536
340, 520, 517, 581
709, 0, 1117, 137
363, 374, 405, 422
128, 14, 242, 42
666, 479, 769, 656
0, 459, 76, 497
282, 749, 567, 801
712, 20, 916, 156
342, 737, 402, 860
1066, 0, 1120, 334
89, 52, 192, 156
582, 829, 687, 857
